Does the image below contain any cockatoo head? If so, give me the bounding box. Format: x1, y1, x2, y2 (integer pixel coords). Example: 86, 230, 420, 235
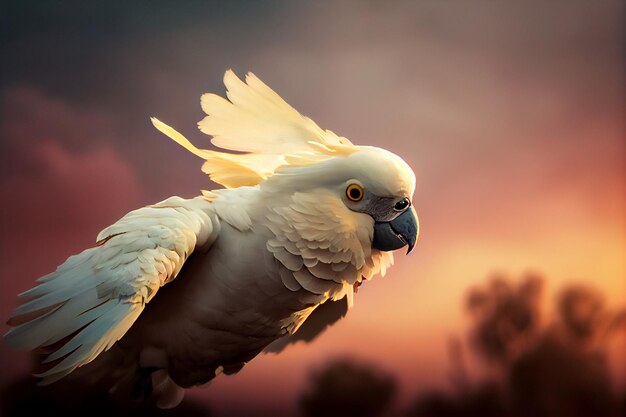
265, 146, 419, 253
151, 70, 419, 254
338, 146, 418, 253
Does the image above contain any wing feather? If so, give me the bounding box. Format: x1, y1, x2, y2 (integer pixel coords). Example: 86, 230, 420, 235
4, 196, 219, 384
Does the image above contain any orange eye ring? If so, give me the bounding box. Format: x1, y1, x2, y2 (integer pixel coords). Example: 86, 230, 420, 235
346, 184, 364, 202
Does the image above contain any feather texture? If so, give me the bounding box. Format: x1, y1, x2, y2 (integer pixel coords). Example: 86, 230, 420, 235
5, 196, 218, 384
262, 189, 393, 311
151, 70, 357, 188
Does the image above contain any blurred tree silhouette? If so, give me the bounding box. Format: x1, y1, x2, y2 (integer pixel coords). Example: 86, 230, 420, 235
299, 359, 396, 417
557, 284, 626, 346
466, 273, 543, 365
409, 273, 626, 417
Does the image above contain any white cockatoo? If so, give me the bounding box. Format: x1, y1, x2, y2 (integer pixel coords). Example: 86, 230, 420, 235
5, 70, 418, 408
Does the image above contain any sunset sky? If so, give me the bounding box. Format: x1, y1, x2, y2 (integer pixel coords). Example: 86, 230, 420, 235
1, 1, 624, 415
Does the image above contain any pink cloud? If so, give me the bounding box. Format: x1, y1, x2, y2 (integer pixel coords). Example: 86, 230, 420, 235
1, 87, 114, 152
0, 87, 145, 385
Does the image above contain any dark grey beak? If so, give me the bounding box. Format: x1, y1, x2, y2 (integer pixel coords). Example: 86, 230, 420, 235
372, 207, 418, 254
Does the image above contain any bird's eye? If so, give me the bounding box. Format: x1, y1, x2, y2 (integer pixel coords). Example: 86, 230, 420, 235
394, 198, 410, 211
346, 184, 364, 202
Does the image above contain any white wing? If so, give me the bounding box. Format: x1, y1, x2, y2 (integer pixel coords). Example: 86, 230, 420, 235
4, 196, 219, 384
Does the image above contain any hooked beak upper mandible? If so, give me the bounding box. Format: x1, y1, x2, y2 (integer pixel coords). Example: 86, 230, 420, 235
372, 207, 419, 254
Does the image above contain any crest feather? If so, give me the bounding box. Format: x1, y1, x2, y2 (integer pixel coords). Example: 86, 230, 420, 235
151, 70, 356, 188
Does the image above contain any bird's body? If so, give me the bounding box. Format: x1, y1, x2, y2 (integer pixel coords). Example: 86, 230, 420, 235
5, 71, 418, 408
